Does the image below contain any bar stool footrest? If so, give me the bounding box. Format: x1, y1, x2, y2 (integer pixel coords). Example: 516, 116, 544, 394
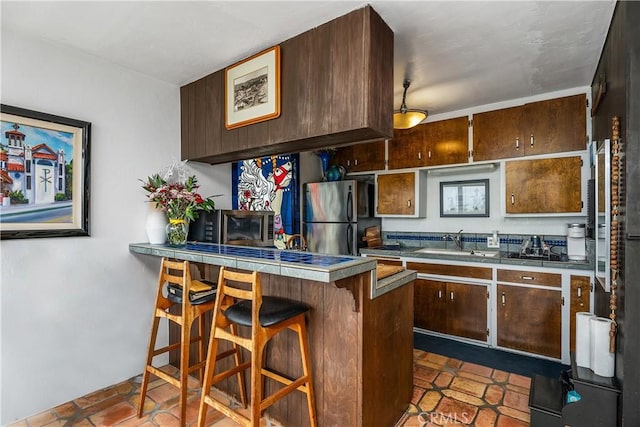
203, 394, 251, 427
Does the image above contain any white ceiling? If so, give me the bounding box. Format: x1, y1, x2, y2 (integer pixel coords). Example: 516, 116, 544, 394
1, 1, 616, 117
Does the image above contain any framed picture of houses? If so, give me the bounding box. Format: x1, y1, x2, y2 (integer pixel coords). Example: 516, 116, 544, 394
0, 104, 91, 239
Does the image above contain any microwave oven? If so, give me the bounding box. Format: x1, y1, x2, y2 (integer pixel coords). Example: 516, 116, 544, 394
188, 210, 221, 243
188, 210, 275, 246
221, 210, 274, 246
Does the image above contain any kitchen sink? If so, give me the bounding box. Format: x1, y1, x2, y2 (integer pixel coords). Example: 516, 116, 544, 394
413, 248, 500, 257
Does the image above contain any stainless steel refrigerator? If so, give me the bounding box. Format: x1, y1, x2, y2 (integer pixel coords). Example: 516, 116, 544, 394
303, 180, 381, 255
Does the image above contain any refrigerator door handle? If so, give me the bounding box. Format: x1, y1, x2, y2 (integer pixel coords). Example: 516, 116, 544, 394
347, 223, 354, 255
346, 188, 353, 222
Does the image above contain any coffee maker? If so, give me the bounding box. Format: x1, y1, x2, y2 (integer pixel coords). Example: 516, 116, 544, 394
567, 223, 586, 261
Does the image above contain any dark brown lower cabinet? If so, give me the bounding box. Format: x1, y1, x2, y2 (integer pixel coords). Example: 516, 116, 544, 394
497, 284, 562, 358
415, 279, 447, 334
415, 279, 487, 342
569, 275, 592, 351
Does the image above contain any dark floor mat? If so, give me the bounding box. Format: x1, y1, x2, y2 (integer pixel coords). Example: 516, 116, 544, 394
414, 332, 568, 379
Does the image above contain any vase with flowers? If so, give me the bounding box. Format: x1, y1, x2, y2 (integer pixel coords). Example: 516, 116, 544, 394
141, 173, 216, 246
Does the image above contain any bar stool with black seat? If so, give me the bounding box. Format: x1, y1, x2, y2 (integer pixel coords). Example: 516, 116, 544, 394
197, 267, 317, 427
138, 258, 246, 426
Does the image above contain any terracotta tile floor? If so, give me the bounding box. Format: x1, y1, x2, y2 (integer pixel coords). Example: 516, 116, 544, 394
396, 349, 531, 427
10, 350, 531, 427
7, 365, 279, 427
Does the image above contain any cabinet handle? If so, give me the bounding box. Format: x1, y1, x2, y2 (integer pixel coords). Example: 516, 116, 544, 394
521, 276, 535, 280
407, 200, 412, 208
347, 160, 351, 167
428, 150, 432, 159
450, 291, 454, 301
354, 159, 358, 166
438, 290, 442, 299
515, 138, 520, 150
530, 133, 534, 147
418, 151, 422, 160
511, 193, 515, 205
578, 287, 584, 306
501, 292, 506, 306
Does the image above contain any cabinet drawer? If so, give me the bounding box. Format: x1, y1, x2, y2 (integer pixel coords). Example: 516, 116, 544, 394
497, 269, 561, 287
368, 256, 403, 266
407, 262, 492, 280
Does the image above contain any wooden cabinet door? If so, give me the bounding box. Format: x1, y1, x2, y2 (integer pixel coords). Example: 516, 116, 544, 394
333, 145, 355, 172
446, 282, 488, 341
497, 284, 562, 358
350, 140, 386, 172
414, 279, 447, 333
389, 117, 469, 169
473, 95, 586, 161
570, 275, 592, 351
180, 72, 223, 161
505, 156, 583, 213
524, 94, 587, 156
423, 117, 469, 166
376, 172, 415, 215
334, 141, 386, 173
388, 126, 427, 169
472, 105, 525, 161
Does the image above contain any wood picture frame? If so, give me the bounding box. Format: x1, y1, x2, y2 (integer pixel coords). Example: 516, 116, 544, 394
440, 179, 489, 217
0, 104, 91, 239
225, 45, 281, 130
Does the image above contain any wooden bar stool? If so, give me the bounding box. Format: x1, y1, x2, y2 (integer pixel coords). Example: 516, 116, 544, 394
285, 233, 307, 251
197, 267, 317, 427
138, 258, 246, 426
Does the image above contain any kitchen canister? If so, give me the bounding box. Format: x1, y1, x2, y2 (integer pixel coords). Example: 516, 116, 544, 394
590, 317, 616, 377
575, 312, 596, 368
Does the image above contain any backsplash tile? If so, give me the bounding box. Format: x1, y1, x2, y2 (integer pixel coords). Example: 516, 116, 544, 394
383, 231, 568, 254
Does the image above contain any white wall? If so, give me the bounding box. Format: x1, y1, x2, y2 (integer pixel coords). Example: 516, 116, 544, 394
382, 158, 590, 237
0, 31, 230, 423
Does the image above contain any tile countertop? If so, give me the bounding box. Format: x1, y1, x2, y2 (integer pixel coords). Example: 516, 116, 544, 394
129, 242, 379, 283
360, 246, 594, 271
130, 242, 417, 299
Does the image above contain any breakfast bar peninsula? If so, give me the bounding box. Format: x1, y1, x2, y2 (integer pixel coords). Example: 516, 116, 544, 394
129, 242, 415, 426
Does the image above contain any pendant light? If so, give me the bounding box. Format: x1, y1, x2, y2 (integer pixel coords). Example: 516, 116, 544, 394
393, 79, 428, 129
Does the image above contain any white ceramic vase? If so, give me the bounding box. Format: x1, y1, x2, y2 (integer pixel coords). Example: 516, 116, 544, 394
145, 205, 168, 244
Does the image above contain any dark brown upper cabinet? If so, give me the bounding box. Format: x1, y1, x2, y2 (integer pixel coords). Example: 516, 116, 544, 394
388, 116, 469, 169
180, 6, 393, 165
473, 94, 587, 161
180, 72, 223, 160
333, 140, 386, 173
505, 156, 583, 214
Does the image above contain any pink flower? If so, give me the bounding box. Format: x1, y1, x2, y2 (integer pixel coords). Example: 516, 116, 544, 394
141, 173, 217, 221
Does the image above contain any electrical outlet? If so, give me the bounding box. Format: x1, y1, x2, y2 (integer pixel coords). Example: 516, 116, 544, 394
487, 236, 501, 248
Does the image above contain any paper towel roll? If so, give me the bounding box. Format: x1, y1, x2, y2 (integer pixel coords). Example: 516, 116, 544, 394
576, 312, 595, 368
590, 317, 616, 377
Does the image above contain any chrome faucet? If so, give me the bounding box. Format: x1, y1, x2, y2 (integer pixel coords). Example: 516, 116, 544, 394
443, 229, 464, 250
